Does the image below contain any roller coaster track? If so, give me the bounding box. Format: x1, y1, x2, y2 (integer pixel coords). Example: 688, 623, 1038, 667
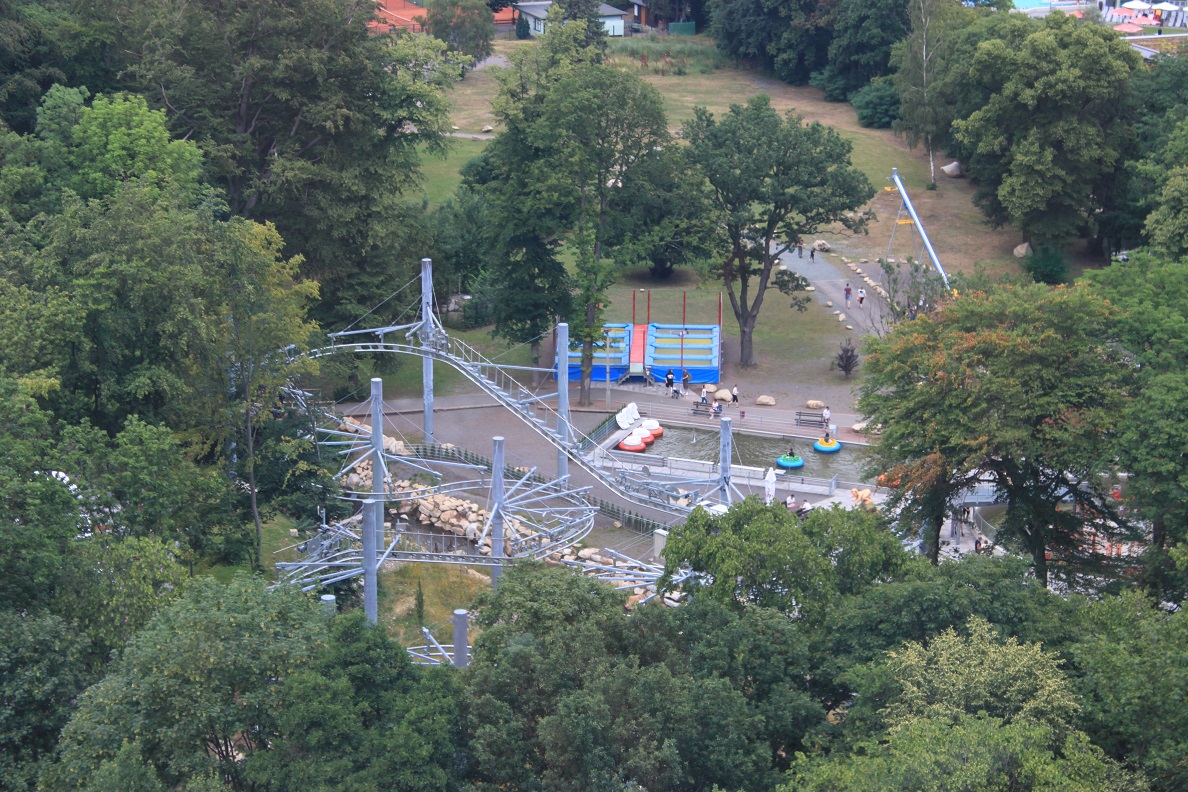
308, 331, 697, 516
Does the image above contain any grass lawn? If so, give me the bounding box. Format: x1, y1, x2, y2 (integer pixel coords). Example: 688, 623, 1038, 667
419, 137, 487, 207
378, 561, 490, 645
197, 512, 303, 582
438, 38, 1048, 278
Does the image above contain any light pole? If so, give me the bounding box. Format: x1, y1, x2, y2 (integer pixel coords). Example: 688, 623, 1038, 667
678, 329, 687, 384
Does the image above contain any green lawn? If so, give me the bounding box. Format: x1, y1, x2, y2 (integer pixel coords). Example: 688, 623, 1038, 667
419, 137, 488, 207
378, 561, 490, 645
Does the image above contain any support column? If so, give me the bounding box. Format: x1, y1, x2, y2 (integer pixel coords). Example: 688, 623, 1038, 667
452, 609, 470, 669
556, 322, 571, 481
491, 436, 506, 587
719, 416, 733, 507
364, 377, 385, 624
420, 258, 435, 443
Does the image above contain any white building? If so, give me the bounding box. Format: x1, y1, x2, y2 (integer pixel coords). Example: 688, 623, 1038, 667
514, 1, 630, 36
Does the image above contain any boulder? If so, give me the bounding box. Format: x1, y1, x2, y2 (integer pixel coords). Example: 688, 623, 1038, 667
941, 160, 963, 178
813, 240, 831, 252
577, 547, 601, 560
838, 314, 846, 322
805, 285, 816, 292
807, 399, 826, 409
1014, 242, 1032, 258
756, 395, 776, 406
715, 388, 732, 402
825, 300, 833, 307
480, 125, 494, 133
846, 325, 854, 330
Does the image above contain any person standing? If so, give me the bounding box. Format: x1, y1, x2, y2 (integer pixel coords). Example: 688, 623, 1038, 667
844, 283, 852, 308
797, 239, 804, 258
857, 287, 866, 308
731, 384, 739, 406
809, 248, 815, 261
682, 369, 692, 394
665, 369, 675, 395
822, 405, 831, 425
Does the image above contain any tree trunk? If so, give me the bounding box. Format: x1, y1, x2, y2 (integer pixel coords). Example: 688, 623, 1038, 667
927, 137, 936, 185
579, 335, 594, 407
925, 512, 943, 564
739, 318, 756, 368
245, 409, 264, 571
530, 339, 542, 387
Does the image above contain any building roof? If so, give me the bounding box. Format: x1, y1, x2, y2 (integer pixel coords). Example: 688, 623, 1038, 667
514, 1, 627, 19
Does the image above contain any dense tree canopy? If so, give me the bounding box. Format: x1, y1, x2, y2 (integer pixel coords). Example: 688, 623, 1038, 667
683, 95, 874, 366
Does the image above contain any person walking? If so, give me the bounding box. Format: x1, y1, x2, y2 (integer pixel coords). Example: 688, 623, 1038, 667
857, 287, 866, 308
665, 368, 675, 395
700, 385, 709, 404
809, 248, 815, 261
731, 384, 739, 406
797, 238, 804, 258
844, 283, 852, 308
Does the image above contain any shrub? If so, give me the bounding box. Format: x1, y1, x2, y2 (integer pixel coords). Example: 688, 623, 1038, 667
809, 66, 850, 102
516, 13, 530, 39
851, 80, 900, 129
1024, 246, 1068, 284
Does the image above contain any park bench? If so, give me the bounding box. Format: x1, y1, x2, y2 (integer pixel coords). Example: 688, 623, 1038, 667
795, 411, 826, 428
690, 403, 713, 417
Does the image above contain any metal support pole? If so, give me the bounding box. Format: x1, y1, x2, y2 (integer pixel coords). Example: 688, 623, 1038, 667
891, 168, 949, 288
719, 416, 733, 507
320, 594, 337, 616
556, 323, 571, 481
363, 377, 384, 624
491, 436, 506, 587
420, 258, 436, 443
452, 609, 470, 668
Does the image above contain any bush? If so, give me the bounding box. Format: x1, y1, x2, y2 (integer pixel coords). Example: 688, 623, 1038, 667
516, 13, 530, 39
1024, 246, 1068, 284
851, 80, 900, 129
809, 66, 850, 102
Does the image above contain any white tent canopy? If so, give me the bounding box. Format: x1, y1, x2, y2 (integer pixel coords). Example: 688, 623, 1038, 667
1122, 0, 1152, 9
1151, 2, 1179, 10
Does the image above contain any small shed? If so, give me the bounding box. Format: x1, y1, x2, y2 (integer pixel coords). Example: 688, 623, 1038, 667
513, 1, 630, 36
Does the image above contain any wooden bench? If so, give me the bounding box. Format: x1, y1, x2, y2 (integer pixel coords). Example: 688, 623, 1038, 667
690, 403, 713, 417
795, 410, 826, 428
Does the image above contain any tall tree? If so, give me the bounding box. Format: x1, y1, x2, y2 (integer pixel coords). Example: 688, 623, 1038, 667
683, 95, 874, 366
891, 0, 963, 186
660, 500, 908, 618
827, 0, 910, 97
425, 0, 496, 72
858, 283, 1135, 587
951, 13, 1140, 243
532, 64, 669, 404
96, 0, 463, 325
211, 219, 320, 568
45, 577, 323, 790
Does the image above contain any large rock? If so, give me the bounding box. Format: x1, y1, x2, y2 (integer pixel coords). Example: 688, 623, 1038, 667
577, 547, 601, 560
813, 240, 831, 252
480, 125, 494, 133
941, 160, 964, 178
756, 395, 776, 406
1014, 242, 1032, 258
806, 399, 826, 409
714, 388, 732, 402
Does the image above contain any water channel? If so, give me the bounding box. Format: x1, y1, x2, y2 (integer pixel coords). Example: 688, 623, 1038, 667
635, 425, 876, 484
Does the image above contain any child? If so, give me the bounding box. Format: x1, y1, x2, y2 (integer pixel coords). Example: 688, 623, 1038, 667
731, 384, 739, 406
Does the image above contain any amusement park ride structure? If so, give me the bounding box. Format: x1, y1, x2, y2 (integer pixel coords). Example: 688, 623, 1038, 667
275, 172, 945, 664
274, 258, 721, 658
